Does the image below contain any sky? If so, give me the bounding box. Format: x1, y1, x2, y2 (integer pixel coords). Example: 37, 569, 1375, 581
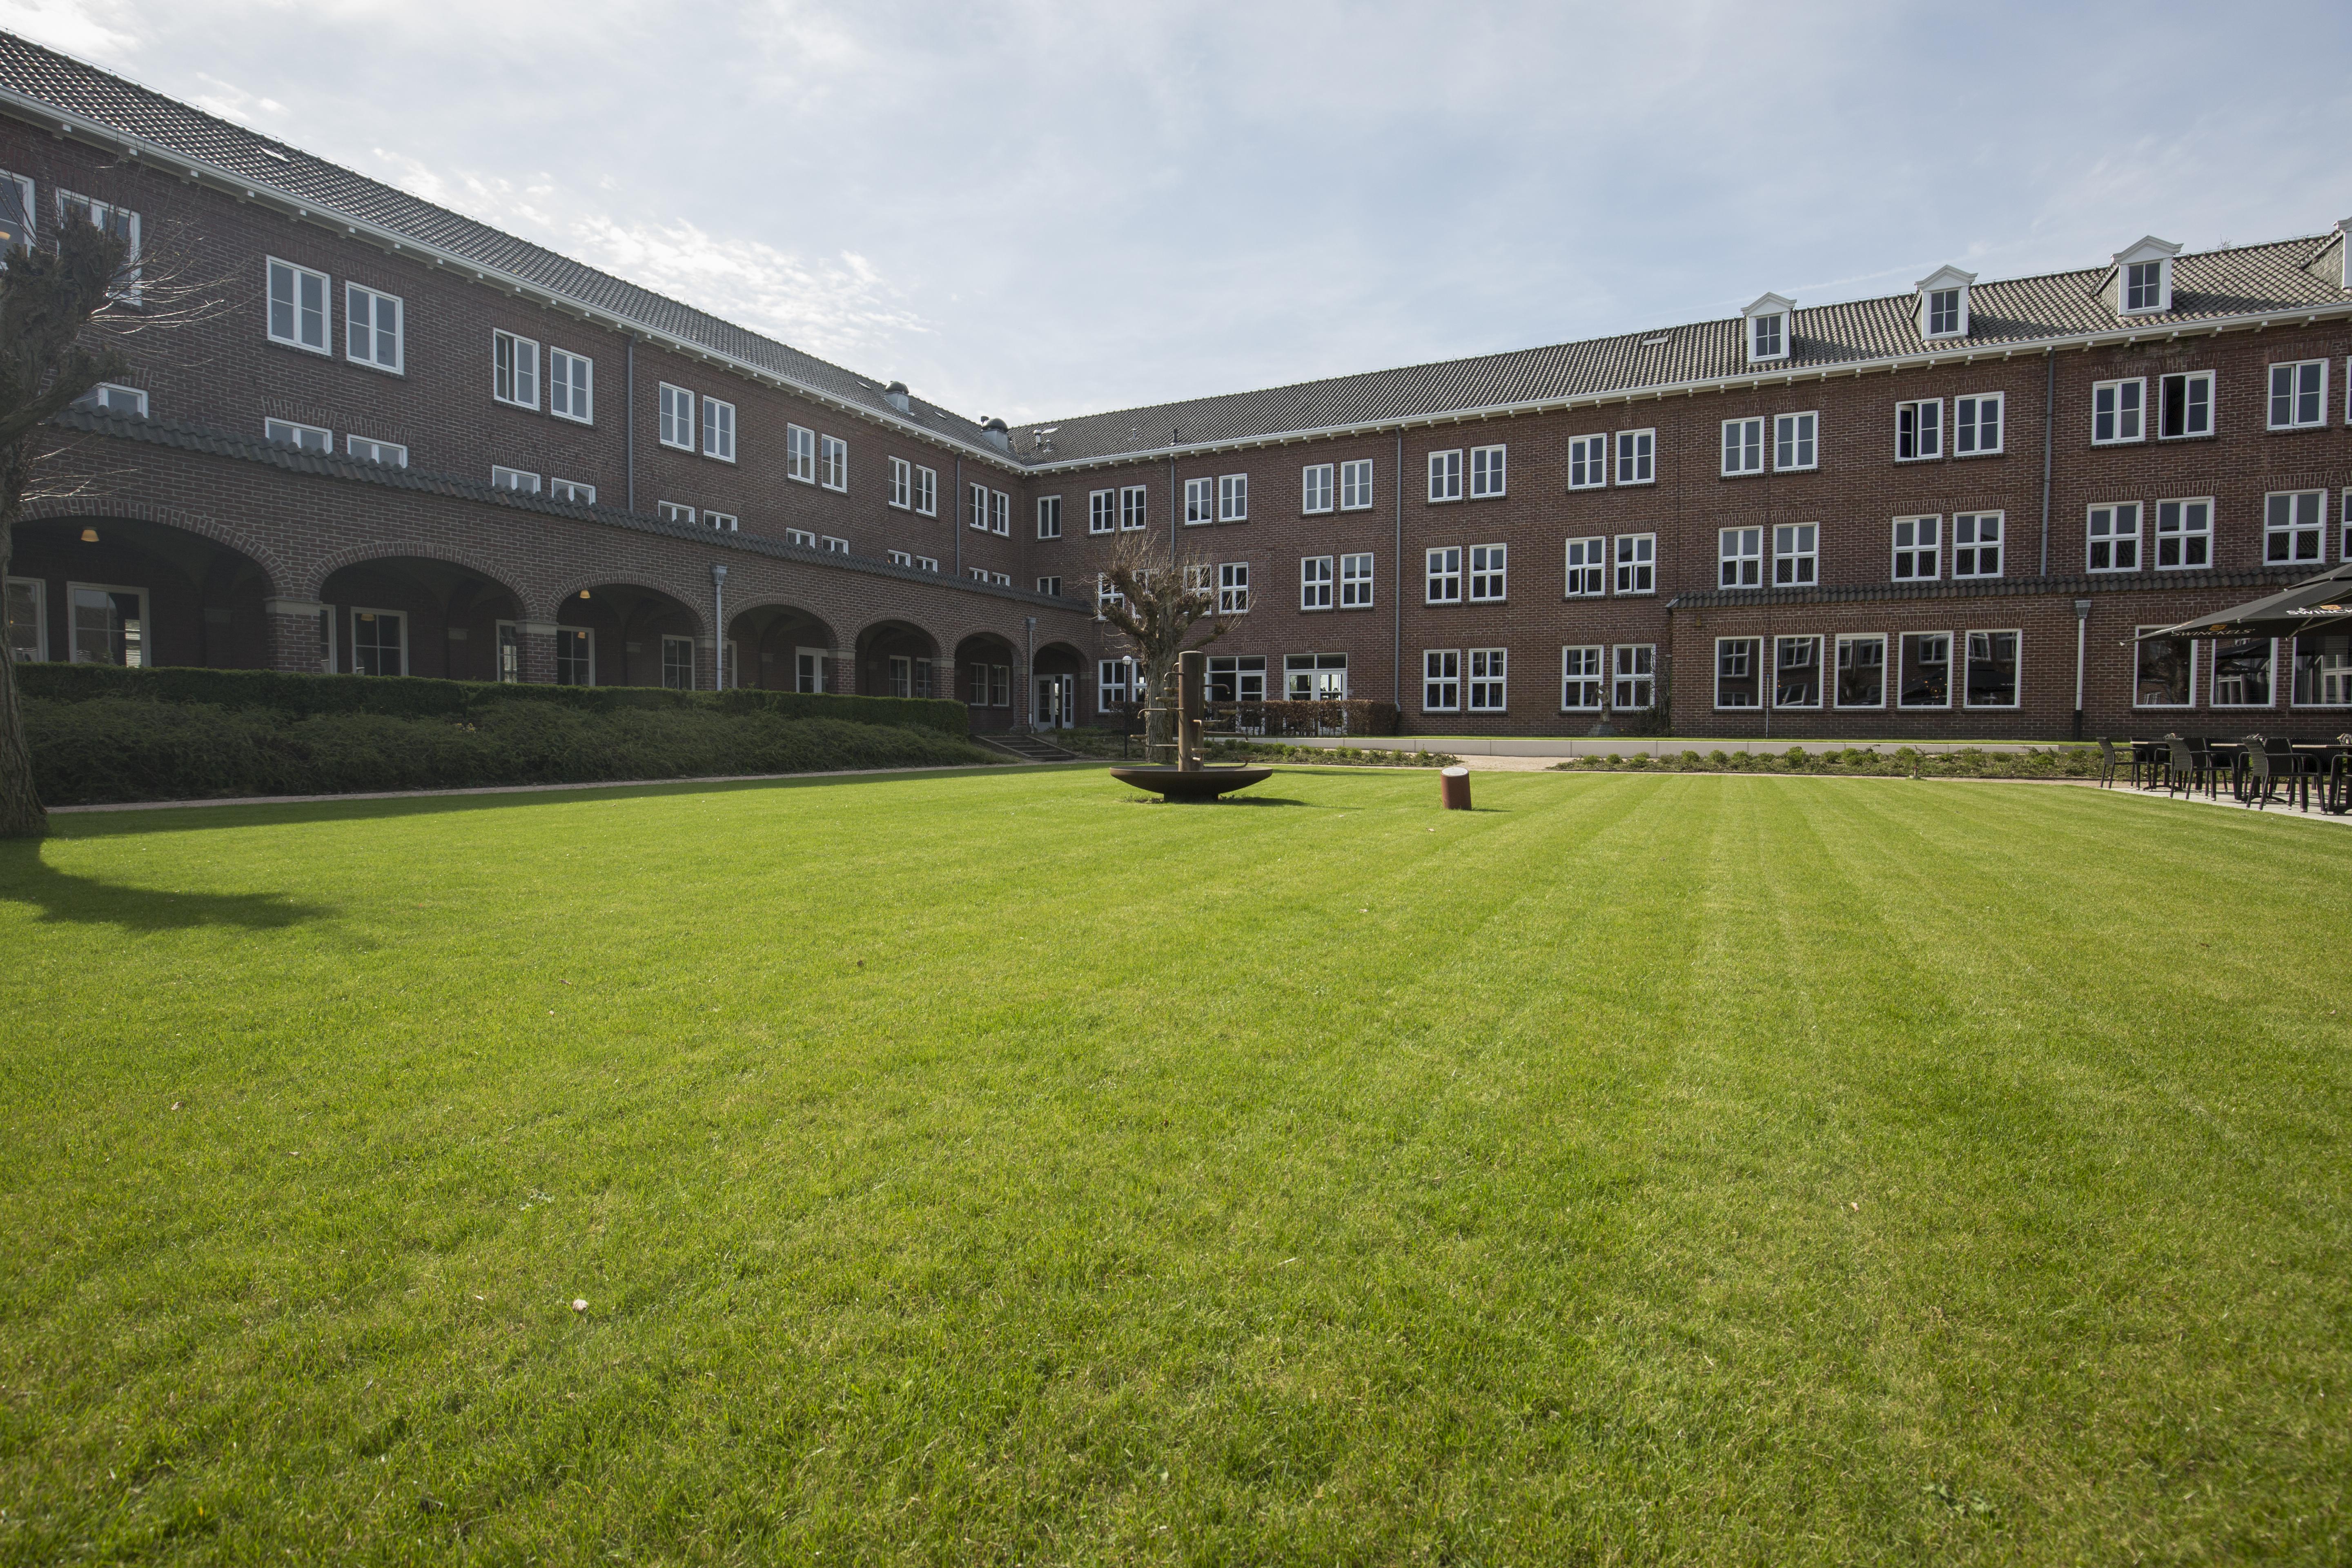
4, 0, 2349, 424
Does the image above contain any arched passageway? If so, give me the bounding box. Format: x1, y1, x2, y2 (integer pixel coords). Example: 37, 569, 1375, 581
729, 604, 838, 692
855, 619, 940, 700
7, 516, 275, 670
1033, 639, 1086, 729
954, 632, 1019, 731
555, 583, 704, 688
319, 556, 527, 680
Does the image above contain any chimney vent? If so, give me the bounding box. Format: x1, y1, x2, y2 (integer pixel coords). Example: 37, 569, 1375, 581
883, 380, 910, 413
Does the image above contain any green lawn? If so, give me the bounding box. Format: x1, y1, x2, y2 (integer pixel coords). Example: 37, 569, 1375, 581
2, 769, 2346, 1565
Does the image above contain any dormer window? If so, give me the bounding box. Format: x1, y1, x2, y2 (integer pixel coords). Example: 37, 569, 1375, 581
1915, 266, 1976, 340
1743, 293, 1793, 363
2111, 236, 2180, 317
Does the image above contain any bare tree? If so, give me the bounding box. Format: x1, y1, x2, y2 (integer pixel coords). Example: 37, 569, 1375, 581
1096, 530, 1230, 764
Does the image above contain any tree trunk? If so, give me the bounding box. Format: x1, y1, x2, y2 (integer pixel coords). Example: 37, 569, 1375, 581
0, 444, 46, 839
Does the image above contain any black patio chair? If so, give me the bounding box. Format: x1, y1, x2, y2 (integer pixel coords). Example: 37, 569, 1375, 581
2241, 735, 2281, 810
2263, 735, 2318, 813
2095, 737, 2120, 788
2164, 735, 2219, 800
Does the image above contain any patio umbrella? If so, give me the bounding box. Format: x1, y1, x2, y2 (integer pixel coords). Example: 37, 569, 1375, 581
2135, 561, 2352, 641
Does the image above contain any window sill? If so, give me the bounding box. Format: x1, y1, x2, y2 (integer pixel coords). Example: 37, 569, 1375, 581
1613, 479, 1658, 488
1566, 483, 1608, 493
1773, 466, 1820, 475
2265, 424, 2329, 435
1951, 449, 2005, 459
266, 336, 335, 358
1894, 455, 1943, 465
2089, 439, 2147, 449
1719, 470, 1766, 480
344, 359, 405, 378
2154, 433, 2216, 443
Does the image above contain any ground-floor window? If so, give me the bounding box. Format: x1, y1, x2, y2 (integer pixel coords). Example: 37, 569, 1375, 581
555, 627, 594, 686
2135, 628, 2194, 708
913, 657, 932, 699
1898, 632, 1951, 708
4, 576, 45, 662
967, 664, 989, 705
797, 649, 827, 694
1423, 650, 1459, 712
889, 654, 912, 698
1206, 654, 1265, 703
1773, 635, 1822, 708
1715, 637, 1761, 708
68, 582, 147, 667
2293, 634, 2351, 706
1099, 658, 1134, 710
2212, 637, 2274, 708
1468, 648, 1507, 711
495, 621, 520, 683
1287, 652, 1348, 701
1561, 645, 1603, 710
1612, 644, 1654, 711
990, 665, 1011, 707
662, 635, 695, 690
1964, 630, 2019, 708
1835, 634, 1885, 708
351, 607, 405, 677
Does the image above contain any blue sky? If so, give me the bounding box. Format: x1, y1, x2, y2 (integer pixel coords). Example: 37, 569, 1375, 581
5, 0, 2349, 423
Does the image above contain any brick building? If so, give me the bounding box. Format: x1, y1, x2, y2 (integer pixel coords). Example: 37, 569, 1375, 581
3, 32, 2349, 740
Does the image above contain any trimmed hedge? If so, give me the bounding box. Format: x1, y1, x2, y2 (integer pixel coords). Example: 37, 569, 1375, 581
1549, 746, 2105, 780
14, 662, 969, 735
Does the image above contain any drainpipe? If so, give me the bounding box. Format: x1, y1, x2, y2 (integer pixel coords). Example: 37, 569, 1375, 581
1169, 436, 1179, 567
2039, 351, 2054, 579
1393, 434, 1403, 711
711, 563, 727, 691
2072, 597, 2091, 741
953, 457, 962, 577
626, 336, 637, 514
1022, 615, 1036, 731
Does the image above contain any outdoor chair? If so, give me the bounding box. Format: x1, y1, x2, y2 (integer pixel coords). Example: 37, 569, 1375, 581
2241, 735, 2282, 810
2095, 737, 2120, 788
2263, 736, 2318, 813
2164, 735, 2218, 800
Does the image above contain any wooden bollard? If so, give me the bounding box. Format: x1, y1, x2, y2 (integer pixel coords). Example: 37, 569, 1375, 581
1440, 764, 1472, 810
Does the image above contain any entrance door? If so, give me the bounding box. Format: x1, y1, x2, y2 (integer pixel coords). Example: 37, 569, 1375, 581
1035, 673, 1076, 728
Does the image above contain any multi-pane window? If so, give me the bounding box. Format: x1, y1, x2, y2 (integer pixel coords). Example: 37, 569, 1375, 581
2154, 497, 2212, 569
657, 383, 694, 448
2087, 503, 2141, 571
495, 331, 540, 409
1209, 563, 1248, 614
917, 556, 938, 572
1715, 637, 1761, 708
1568, 434, 1608, 490
2123, 259, 2166, 313
1120, 485, 1148, 530
913, 465, 937, 516
824, 536, 850, 555
1098, 658, 1135, 709
347, 434, 407, 468
2293, 632, 2352, 707
1339, 459, 1374, 511
1286, 653, 1348, 702
4, 575, 44, 664
1612, 645, 1655, 711
2093, 378, 2145, 444
1897, 399, 1941, 461
785, 425, 815, 482
1303, 463, 1334, 514
1564, 536, 1606, 597
266, 418, 331, 453
657, 499, 696, 523
73, 382, 146, 416
1773, 523, 1817, 586
548, 348, 592, 423
787, 528, 817, 547
2158, 371, 2212, 439
1423, 650, 1460, 712
703, 398, 737, 461
1615, 429, 1655, 485
662, 635, 696, 691
1218, 474, 1248, 521
1893, 515, 1940, 580
1184, 476, 1214, 525
1722, 417, 1764, 475
1773, 412, 1817, 471
1037, 495, 1062, 539
1468, 648, 1507, 711
2134, 628, 2195, 708
345, 284, 402, 372
2214, 638, 2275, 707
491, 465, 541, 493
1089, 490, 1116, 535
969, 482, 990, 531
1205, 655, 1267, 704
2269, 361, 2327, 429
1952, 513, 2003, 578
1614, 533, 1655, 595
548, 478, 595, 503
708, 513, 740, 534
267, 258, 331, 353
1036, 575, 1061, 597
1719, 526, 1762, 588
1301, 555, 1334, 610
0, 170, 33, 252
2266, 490, 2325, 564
1428, 449, 1464, 502
1898, 632, 1951, 708
1773, 635, 1822, 708
1835, 635, 1886, 708
1561, 646, 1604, 710
1924, 288, 1963, 337
1468, 444, 1506, 498
1425, 547, 1463, 603
990, 489, 1010, 535
1964, 630, 2020, 708
1339, 552, 1375, 608
1750, 311, 1785, 361
1954, 392, 2002, 454
889, 549, 913, 566
889, 457, 912, 509
350, 608, 405, 677
554, 628, 593, 686
1468, 544, 1507, 601
820, 435, 848, 491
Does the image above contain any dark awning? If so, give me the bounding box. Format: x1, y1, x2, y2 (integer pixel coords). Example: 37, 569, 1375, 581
2135, 562, 2352, 641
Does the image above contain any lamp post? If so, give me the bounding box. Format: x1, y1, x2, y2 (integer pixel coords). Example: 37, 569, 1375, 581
711, 563, 728, 691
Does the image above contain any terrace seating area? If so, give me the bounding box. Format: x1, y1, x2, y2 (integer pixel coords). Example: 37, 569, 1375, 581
2098, 733, 2352, 814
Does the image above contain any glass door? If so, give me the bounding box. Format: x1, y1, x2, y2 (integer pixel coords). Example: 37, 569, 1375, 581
69, 585, 145, 666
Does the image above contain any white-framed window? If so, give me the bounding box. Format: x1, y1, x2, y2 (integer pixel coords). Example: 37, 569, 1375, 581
1898, 631, 1952, 708
1468, 648, 1507, 712
1614, 533, 1655, 595
57, 190, 138, 285
824, 535, 849, 554
969, 567, 992, 584
2093, 378, 2144, 444
548, 348, 592, 423
1120, 485, 1148, 530
1339, 552, 1375, 608
888, 549, 913, 566
348, 606, 405, 677
1773, 635, 1822, 708
1089, 490, 1117, 534
1218, 473, 1248, 521
1339, 459, 1374, 511
991, 489, 1010, 535
2121, 256, 2170, 314
1952, 512, 2003, 578
1614, 428, 1655, 485
549, 477, 595, 504
914, 464, 937, 516
1425, 546, 1462, 604
657, 499, 696, 524
346, 434, 407, 468
494, 330, 540, 410
265, 417, 331, 453
2292, 631, 2352, 708
1303, 463, 1334, 514
2213, 637, 2278, 708
1722, 417, 1764, 476
1564, 536, 1606, 597
820, 435, 848, 490
2155, 497, 2212, 569
1922, 285, 1967, 339
1036, 495, 1062, 539
1205, 654, 1267, 704
1218, 561, 1249, 613
2134, 626, 2196, 708
1611, 644, 1655, 712
267, 258, 331, 353
709, 513, 741, 534
1036, 575, 1061, 597
787, 528, 817, 547
1715, 637, 1762, 708
1096, 573, 1125, 619
1773, 412, 1817, 471
1719, 526, 1762, 588
1561, 645, 1604, 710
1896, 399, 1942, 461
1301, 555, 1334, 610
1893, 514, 1940, 580
1422, 649, 1460, 712
969, 481, 990, 532
490, 465, 541, 494
1746, 298, 1790, 363
1773, 522, 1817, 586
800, 649, 832, 695
1428, 449, 1463, 502
1468, 544, 1506, 601
65, 582, 148, 668
917, 555, 938, 573
1098, 657, 1136, 709
73, 382, 147, 416
2266, 490, 2325, 565
2087, 502, 2141, 571
4, 575, 46, 664
2269, 360, 2327, 430
1835, 634, 1887, 708
785, 425, 815, 483
1954, 392, 2003, 455
0, 170, 34, 252
1184, 476, 1214, 525
703, 398, 737, 462
2158, 371, 2211, 439
889, 456, 912, 509
657, 383, 694, 448
661, 635, 696, 691
1468, 444, 1506, 498
1964, 630, 2020, 708
1567, 433, 1608, 490
1286, 653, 1349, 701
344, 283, 403, 372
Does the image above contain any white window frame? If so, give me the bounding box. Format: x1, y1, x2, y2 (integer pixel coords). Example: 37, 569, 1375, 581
824, 536, 849, 555
265, 417, 331, 454
2134, 625, 2197, 710
1183, 475, 1214, 525
1719, 526, 1762, 588
788, 528, 818, 548
548, 347, 593, 424
702, 397, 737, 462
1096, 574, 1125, 619
1421, 649, 1460, 713
785, 425, 816, 483
494, 330, 540, 410
1963, 629, 2022, 710
1613, 533, 1655, 595
1338, 552, 1375, 609
1898, 632, 1953, 710
64, 582, 151, 669
1120, 485, 1148, 531
1425, 546, 1463, 604
5, 574, 48, 664
660, 635, 697, 691
1721, 417, 1764, 476
1896, 399, 1942, 462
1561, 645, 1604, 711
1714, 636, 1762, 709
1339, 459, 1374, 511
1098, 657, 1136, 709
1218, 473, 1248, 521
2268, 360, 2327, 431
1302, 463, 1334, 514
1614, 429, 1655, 486
2292, 623, 2352, 708
347, 606, 407, 677
2212, 637, 2279, 710
2087, 502, 2142, 572
1036, 494, 1062, 539
1089, 489, 1117, 535
914, 464, 937, 516
1745, 297, 1791, 363
1217, 561, 1249, 615
1036, 575, 1061, 597
1567, 433, 1608, 490
889, 549, 913, 567
1953, 392, 2004, 456
2093, 378, 2145, 445
344, 283, 403, 373
709, 513, 741, 534
1773, 411, 1817, 472
657, 383, 694, 449
917, 555, 938, 573
1468, 544, 1506, 603
1772, 522, 1818, 586
1893, 515, 1940, 581
267, 257, 332, 355
2265, 490, 2326, 567
549, 477, 595, 504
2120, 256, 2171, 315
1834, 634, 1888, 710
1772, 634, 1824, 710
1921, 285, 1968, 341
1468, 444, 1506, 499
657, 500, 696, 525
1467, 648, 1507, 712
491, 465, 542, 494
1427, 449, 1463, 503
75, 382, 147, 417
990, 489, 1010, 536
1300, 555, 1334, 611
1611, 644, 1655, 712
968, 481, 991, 532
2157, 371, 2212, 440
2154, 497, 2213, 570
889, 456, 912, 510
820, 435, 848, 492
1564, 536, 1606, 597
346, 434, 407, 468
1951, 512, 2004, 579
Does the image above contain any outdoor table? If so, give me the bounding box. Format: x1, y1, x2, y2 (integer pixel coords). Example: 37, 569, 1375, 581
2325, 748, 2352, 815
2130, 739, 2164, 789
2205, 740, 2246, 800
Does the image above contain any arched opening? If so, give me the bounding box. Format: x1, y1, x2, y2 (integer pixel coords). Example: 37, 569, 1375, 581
855, 619, 941, 700
953, 632, 1019, 731
319, 556, 528, 680
7, 516, 274, 669
728, 604, 839, 692
1033, 639, 1086, 730
556, 583, 704, 688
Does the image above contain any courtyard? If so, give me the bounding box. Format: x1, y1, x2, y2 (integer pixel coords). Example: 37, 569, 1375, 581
1, 767, 2345, 1563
